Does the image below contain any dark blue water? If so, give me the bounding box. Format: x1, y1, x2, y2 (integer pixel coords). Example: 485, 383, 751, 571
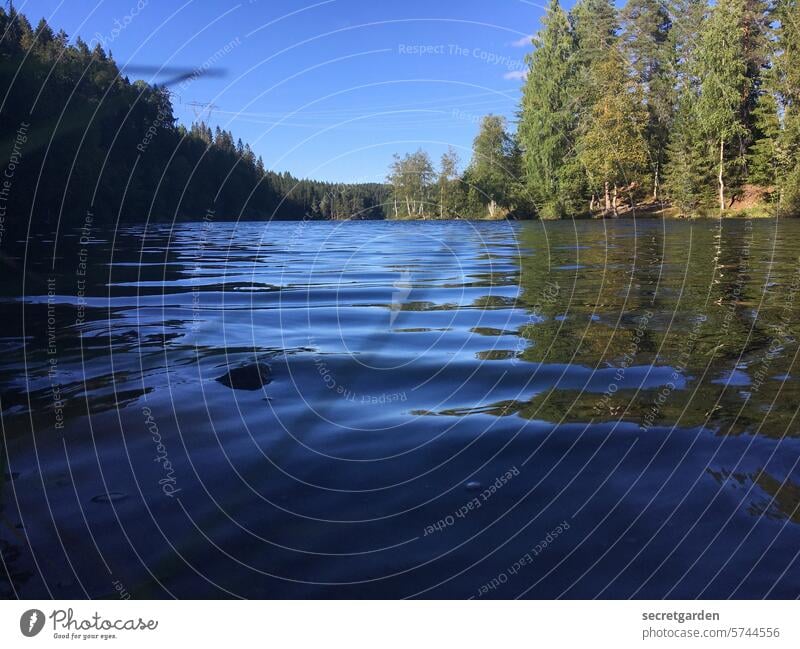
1, 219, 799, 598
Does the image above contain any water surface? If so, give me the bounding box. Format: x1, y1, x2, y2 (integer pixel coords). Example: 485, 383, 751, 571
2, 219, 799, 598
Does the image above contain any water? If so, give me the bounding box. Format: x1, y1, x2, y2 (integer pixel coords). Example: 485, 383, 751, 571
1, 218, 799, 598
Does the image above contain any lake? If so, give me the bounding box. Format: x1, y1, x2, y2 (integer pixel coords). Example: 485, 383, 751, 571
1, 218, 799, 598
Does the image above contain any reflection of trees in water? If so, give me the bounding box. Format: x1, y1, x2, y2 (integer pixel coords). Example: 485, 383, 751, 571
515, 221, 664, 366
463, 220, 800, 438
0, 444, 32, 597
708, 468, 800, 525
707, 221, 775, 362
430, 379, 800, 439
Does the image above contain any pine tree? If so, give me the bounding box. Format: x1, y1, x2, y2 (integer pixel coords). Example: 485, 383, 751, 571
621, 0, 674, 199
748, 91, 787, 189
518, 0, 579, 218
664, 94, 715, 214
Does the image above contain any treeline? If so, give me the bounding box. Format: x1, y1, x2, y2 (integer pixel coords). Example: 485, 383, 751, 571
386, 115, 526, 219
4, 2, 796, 225
0, 6, 388, 235
521, 0, 800, 218
390, 0, 800, 219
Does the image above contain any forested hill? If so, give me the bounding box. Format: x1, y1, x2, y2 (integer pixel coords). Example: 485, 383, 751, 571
0, 7, 388, 236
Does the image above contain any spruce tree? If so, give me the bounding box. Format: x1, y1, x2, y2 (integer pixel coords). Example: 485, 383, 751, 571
518, 0, 579, 218
748, 91, 787, 189
571, 0, 620, 72
664, 94, 715, 214
570, 0, 629, 213
570, 0, 620, 115
668, 0, 708, 91
387, 151, 435, 218
622, 0, 674, 200
661, 0, 709, 213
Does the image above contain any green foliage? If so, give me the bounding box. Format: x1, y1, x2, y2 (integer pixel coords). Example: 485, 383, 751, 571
464, 116, 519, 218
570, 0, 620, 119
771, 0, 800, 214
694, 0, 770, 210
437, 147, 461, 218
621, 0, 675, 199
663, 95, 715, 214
7, 0, 800, 225
387, 150, 436, 218
748, 91, 787, 188
0, 8, 387, 233
696, 0, 748, 142
518, 0, 581, 218
577, 50, 650, 213
571, 0, 620, 76
667, 0, 707, 90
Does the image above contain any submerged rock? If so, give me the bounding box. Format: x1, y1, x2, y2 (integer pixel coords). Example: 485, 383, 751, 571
216, 362, 272, 391
91, 492, 128, 504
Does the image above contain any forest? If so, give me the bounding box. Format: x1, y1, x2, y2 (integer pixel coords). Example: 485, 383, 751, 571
389, 0, 800, 219
1, 0, 799, 225
519, 0, 800, 219
0, 5, 387, 235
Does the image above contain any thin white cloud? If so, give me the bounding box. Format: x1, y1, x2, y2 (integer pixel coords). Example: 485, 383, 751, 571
510, 34, 534, 47
504, 70, 528, 81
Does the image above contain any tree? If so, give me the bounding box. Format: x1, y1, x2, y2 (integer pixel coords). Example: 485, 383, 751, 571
664, 94, 715, 214
518, 0, 580, 218
0, 5, 389, 230
577, 50, 650, 216
696, 0, 750, 213
387, 150, 435, 218
570, 0, 633, 214
570, 0, 620, 111
668, 0, 708, 92
771, 0, 800, 213
621, 0, 674, 199
661, 0, 711, 214
748, 91, 787, 189
465, 116, 518, 218
437, 147, 460, 218
693, 0, 771, 213
571, 0, 620, 70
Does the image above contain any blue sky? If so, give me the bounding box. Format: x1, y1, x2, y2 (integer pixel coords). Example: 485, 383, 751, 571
17, 0, 556, 182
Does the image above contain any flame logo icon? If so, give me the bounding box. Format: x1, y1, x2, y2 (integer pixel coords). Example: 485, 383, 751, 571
20, 609, 45, 637
390, 270, 413, 327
